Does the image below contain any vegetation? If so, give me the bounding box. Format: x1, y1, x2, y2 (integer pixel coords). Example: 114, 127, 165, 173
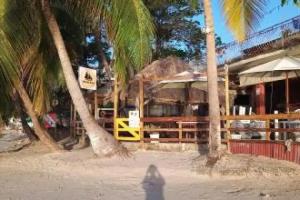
144, 0, 205, 61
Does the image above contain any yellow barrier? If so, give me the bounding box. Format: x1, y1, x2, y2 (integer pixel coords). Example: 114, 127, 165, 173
114, 118, 140, 141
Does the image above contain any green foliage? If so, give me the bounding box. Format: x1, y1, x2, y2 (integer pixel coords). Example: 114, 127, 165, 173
281, 0, 300, 7
0, 0, 65, 116
144, 0, 205, 61
52, 0, 155, 83
221, 0, 300, 41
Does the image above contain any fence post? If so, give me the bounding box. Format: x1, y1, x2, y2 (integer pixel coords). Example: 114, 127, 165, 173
178, 121, 183, 143
225, 65, 231, 150
113, 76, 118, 139
139, 78, 144, 146
266, 119, 271, 141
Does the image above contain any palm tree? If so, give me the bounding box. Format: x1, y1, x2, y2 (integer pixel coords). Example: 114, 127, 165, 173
188, 0, 300, 158
1, 0, 154, 156
0, 3, 62, 150
201, 0, 222, 158
40, 0, 154, 156
0, 42, 60, 151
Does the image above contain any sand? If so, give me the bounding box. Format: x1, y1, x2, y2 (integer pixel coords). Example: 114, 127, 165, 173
1, 143, 300, 200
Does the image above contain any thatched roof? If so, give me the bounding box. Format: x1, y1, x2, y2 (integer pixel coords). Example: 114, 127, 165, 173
124, 57, 236, 107
126, 57, 190, 104
135, 56, 189, 80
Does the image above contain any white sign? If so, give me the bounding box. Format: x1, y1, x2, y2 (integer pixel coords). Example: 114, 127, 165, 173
129, 110, 140, 128
78, 67, 97, 90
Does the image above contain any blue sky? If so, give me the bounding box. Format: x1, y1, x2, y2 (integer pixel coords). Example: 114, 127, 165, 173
205, 1, 300, 43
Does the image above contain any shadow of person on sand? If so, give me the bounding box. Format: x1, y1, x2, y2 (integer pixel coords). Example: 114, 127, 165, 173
142, 164, 165, 200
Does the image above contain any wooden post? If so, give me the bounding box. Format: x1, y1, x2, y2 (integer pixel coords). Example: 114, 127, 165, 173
178, 122, 183, 143
113, 76, 118, 138
266, 119, 271, 141
139, 78, 144, 144
286, 72, 290, 113
225, 65, 231, 148
256, 83, 266, 115
94, 91, 98, 119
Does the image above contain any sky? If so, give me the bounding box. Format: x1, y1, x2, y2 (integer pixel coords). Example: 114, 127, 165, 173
206, 1, 300, 43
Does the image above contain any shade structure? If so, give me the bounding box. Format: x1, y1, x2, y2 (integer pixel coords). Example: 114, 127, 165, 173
152, 71, 225, 105
239, 56, 300, 87
239, 56, 300, 113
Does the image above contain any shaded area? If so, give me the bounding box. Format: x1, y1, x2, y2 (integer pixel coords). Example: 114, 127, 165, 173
142, 164, 165, 200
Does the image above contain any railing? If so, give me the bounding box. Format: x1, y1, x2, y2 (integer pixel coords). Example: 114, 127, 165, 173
226, 113, 300, 164
141, 116, 227, 143
71, 113, 300, 164
72, 113, 300, 143
72, 117, 113, 136
225, 113, 300, 141
216, 15, 300, 65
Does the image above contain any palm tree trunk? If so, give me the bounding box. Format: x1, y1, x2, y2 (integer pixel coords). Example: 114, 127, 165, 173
13, 93, 38, 141
15, 82, 61, 151
41, 0, 122, 156
203, 0, 222, 157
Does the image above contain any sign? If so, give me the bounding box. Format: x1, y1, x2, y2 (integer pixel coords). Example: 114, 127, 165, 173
129, 110, 140, 128
78, 67, 97, 90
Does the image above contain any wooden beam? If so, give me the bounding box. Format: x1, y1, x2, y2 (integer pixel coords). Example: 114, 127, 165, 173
139, 78, 145, 145
142, 116, 210, 123
223, 113, 300, 120
256, 83, 266, 115
142, 113, 300, 122
286, 72, 290, 113
94, 91, 98, 119
113, 76, 118, 138
224, 65, 231, 147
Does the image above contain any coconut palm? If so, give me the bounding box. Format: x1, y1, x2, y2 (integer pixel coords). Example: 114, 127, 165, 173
190, 0, 300, 158
202, 0, 222, 158
41, 0, 154, 156
1, 0, 154, 156
0, 2, 63, 150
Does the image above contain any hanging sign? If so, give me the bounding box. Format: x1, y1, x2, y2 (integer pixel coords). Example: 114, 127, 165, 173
78, 66, 97, 90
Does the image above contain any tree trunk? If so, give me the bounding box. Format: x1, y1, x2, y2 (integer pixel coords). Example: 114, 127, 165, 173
41, 0, 122, 156
20, 108, 38, 141
15, 83, 61, 151
13, 93, 38, 141
203, 0, 222, 157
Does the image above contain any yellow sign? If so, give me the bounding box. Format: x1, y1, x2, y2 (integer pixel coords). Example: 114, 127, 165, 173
78, 67, 97, 90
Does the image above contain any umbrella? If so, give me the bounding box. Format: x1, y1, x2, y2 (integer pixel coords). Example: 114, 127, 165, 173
239, 56, 300, 113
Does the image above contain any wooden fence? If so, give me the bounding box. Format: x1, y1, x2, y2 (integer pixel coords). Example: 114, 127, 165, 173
72, 113, 300, 143
71, 113, 300, 164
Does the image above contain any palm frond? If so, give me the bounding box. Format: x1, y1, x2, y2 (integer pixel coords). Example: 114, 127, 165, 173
221, 0, 268, 41
0, 0, 65, 115
51, 0, 155, 83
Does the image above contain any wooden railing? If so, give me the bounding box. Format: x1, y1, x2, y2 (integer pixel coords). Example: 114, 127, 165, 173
141, 116, 227, 143
72, 117, 113, 136
71, 113, 300, 143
